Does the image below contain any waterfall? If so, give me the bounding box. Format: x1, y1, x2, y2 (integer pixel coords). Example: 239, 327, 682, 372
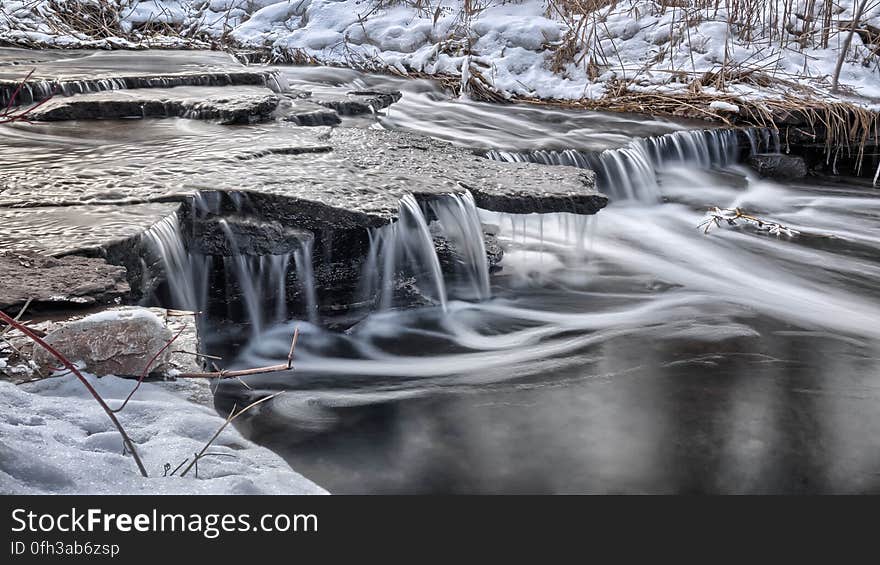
428, 191, 491, 301
145, 190, 497, 328
486, 129, 745, 204
293, 239, 319, 324
142, 196, 317, 335
142, 214, 211, 312
360, 191, 496, 310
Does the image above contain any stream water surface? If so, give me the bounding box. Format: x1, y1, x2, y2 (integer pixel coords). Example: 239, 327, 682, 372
210, 67, 880, 494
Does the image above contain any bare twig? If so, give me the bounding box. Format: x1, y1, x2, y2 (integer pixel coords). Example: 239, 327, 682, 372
179, 392, 284, 478
832, 0, 870, 93
175, 327, 299, 379
112, 324, 187, 414
698, 206, 799, 237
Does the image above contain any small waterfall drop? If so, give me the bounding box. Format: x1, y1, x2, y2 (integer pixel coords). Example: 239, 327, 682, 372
293, 239, 319, 324
428, 191, 491, 301
486, 129, 744, 203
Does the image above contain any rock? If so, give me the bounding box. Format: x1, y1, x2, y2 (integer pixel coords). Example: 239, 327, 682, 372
188, 216, 314, 256
747, 153, 808, 179
28, 87, 280, 125
32, 307, 173, 377
312, 89, 402, 115
0, 49, 277, 107
0, 251, 129, 314
280, 99, 342, 126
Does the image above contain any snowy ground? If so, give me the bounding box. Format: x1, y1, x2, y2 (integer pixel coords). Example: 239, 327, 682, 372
0, 374, 327, 494
1, 1, 879, 111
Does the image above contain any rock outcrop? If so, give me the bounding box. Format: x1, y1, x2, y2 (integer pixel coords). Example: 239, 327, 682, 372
747, 153, 808, 179
0, 251, 129, 314
28, 87, 280, 125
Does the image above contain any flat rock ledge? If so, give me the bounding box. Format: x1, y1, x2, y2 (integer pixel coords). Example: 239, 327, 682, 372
29, 87, 280, 125
0, 251, 129, 315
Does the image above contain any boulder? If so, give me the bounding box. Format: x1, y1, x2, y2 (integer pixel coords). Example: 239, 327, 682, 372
747, 153, 808, 179
33, 308, 173, 377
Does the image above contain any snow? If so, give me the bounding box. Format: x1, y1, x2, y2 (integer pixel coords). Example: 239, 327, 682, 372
709, 101, 740, 113
2, 1, 878, 109
0, 375, 327, 495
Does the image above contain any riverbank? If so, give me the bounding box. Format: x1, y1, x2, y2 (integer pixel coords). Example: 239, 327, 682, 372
3, 2, 880, 114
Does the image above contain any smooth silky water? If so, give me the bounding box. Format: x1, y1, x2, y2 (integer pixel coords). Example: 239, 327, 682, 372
205, 68, 880, 494
5, 60, 878, 492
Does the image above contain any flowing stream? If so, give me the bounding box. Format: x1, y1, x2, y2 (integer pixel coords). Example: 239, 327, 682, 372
4, 55, 879, 493
202, 67, 880, 494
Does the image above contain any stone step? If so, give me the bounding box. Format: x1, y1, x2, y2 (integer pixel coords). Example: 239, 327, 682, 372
0, 49, 279, 107
27, 86, 280, 124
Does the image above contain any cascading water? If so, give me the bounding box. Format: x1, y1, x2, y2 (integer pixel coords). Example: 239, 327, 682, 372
428, 191, 491, 301
358, 190, 497, 310
380, 194, 448, 310
486, 129, 745, 203
142, 193, 317, 334
142, 214, 211, 312
293, 239, 319, 324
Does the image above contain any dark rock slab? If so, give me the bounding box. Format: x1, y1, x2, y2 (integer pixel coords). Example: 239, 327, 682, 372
188, 216, 313, 256
312, 89, 402, 116
747, 153, 808, 179
0, 250, 129, 314
279, 99, 342, 126
0, 121, 605, 229
28, 87, 280, 125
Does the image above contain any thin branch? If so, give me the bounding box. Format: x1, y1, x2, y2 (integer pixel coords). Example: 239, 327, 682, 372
112, 324, 187, 414
175, 327, 299, 379
179, 392, 284, 478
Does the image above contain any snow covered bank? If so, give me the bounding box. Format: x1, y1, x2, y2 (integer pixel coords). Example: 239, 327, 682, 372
2, 1, 879, 113
0, 375, 327, 494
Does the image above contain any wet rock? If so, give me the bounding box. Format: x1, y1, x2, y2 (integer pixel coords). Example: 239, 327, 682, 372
0, 251, 129, 314
187, 216, 313, 256
747, 153, 808, 179
312, 89, 402, 116
32, 307, 172, 377
433, 231, 504, 273
0, 49, 277, 107
28, 87, 280, 125
280, 99, 342, 126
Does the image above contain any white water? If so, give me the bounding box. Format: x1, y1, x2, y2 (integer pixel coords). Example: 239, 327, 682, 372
226, 126, 880, 409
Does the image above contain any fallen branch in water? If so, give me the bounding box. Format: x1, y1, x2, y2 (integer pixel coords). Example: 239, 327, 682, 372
0, 310, 149, 477
698, 207, 799, 237
174, 327, 299, 379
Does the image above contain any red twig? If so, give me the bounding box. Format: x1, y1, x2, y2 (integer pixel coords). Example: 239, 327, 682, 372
0, 310, 149, 478
1, 68, 34, 117
0, 69, 56, 124
112, 324, 187, 414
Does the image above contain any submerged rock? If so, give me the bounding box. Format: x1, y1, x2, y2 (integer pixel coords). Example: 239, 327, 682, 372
747, 153, 808, 179
280, 99, 342, 126
32, 308, 173, 377
0, 251, 129, 314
